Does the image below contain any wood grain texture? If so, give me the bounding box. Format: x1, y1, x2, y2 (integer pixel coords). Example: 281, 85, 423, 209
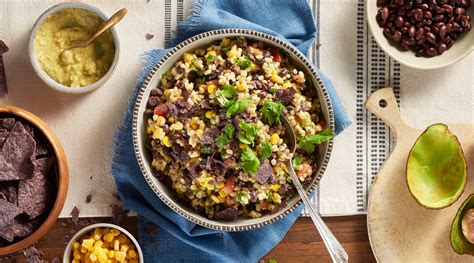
0, 216, 375, 262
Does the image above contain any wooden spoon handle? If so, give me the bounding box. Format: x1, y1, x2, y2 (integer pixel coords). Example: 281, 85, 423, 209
364, 87, 408, 136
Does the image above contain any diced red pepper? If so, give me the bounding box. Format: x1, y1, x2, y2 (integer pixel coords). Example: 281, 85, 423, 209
154, 104, 168, 117
206, 80, 219, 85
273, 51, 282, 62
224, 176, 235, 194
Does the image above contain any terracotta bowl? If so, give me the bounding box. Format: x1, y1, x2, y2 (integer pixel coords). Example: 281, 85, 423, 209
366, 0, 473, 69
0, 105, 68, 255
133, 29, 334, 231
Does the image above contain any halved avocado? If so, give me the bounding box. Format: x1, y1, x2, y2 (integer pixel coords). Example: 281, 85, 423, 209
407, 123, 467, 209
451, 194, 474, 255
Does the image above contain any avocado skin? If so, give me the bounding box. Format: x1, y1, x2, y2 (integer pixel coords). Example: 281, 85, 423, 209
451, 194, 474, 255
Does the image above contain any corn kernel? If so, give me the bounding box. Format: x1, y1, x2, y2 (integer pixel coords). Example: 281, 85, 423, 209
222, 38, 231, 47
120, 244, 129, 252
73, 241, 80, 250
127, 250, 137, 259
72, 260, 80, 263
115, 251, 127, 261
81, 246, 88, 253
270, 133, 280, 145
216, 183, 224, 189
118, 234, 129, 244
282, 82, 292, 89
219, 190, 227, 197
210, 195, 220, 203
273, 184, 280, 192
129, 260, 139, 263
168, 117, 175, 123
207, 84, 216, 94
94, 240, 104, 248
103, 233, 114, 243
273, 192, 282, 203
82, 238, 95, 250
90, 253, 98, 261
107, 250, 115, 259
93, 228, 103, 240
74, 250, 82, 260
227, 48, 237, 58
236, 83, 245, 92
183, 53, 193, 63
162, 136, 172, 147
156, 116, 166, 126
205, 111, 215, 119
270, 74, 284, 84
114, 240, 120, 251
239, 143, 246, 149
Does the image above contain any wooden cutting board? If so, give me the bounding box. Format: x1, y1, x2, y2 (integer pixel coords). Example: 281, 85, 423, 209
365, 88, 474, 262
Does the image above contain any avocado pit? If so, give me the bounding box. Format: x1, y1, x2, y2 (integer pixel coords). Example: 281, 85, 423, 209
462, 208, 474, 244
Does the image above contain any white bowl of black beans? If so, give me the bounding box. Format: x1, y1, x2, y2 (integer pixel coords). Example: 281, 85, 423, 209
367, 0, 473, 69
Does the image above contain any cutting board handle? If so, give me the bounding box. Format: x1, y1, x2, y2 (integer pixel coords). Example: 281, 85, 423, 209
364, 88, 408, 136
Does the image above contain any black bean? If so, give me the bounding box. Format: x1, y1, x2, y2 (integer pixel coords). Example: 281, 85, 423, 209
420, 4, 429, 10
424, 11, 433, 19
426, 47, 438, 56
443, 4, 453, 13
455, 7, 465, 15
416, 28, 425, 40
396, 16, 405, 27
414, 8, 424, 21
382, 7, 389, 20
426, 32, 437, 43
437, 43, 447, 54
393, 31, 403, 42
408, 25, 416, 36
439, 25, 448, 37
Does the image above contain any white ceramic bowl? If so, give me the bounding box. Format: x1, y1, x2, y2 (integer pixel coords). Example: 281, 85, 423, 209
366, 0, 473, 69
29, 3, 120, 94
133, 29, 335, 231
62, 223, 143, 263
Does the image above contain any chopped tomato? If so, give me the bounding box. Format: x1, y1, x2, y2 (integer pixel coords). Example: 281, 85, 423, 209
154, 104, 168, 117
224, 176, 235, 194
273, 51, 282, 62
206, 79, 219, 85
316, 119, 326, 129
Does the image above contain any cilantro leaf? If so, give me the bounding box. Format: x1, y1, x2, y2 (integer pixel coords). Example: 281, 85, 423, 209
239, 56, 251, 69
222, 124, 235, 138
216, 124, 235, 151
222, 46, 231, 52
292, 154, 302, 169
298, 129, 334, 153
200, 146, 212, 155
238, 121, 258, 145
226, 99, 251, 118
216, 84, 237, 108
267, 192, 273, 202
221, 84, 236, 98
261, 100, 285, 125
260, 141, 273, 160
162, 71, 172, 79
206, 54, 216, 62
240, 146, 260, 174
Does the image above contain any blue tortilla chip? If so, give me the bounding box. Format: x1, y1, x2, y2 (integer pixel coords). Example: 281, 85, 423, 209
0, 122, 35, 181
18, 157, 53, 219
0, 217, 40, 242
0, 199, 22, 230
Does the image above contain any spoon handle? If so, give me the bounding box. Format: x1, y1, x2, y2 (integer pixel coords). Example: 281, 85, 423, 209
288, 167, 349, 263
87, 8, 128, 46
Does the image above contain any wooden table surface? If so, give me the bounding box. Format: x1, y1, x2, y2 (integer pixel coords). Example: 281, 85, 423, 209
1, 215, 375, 262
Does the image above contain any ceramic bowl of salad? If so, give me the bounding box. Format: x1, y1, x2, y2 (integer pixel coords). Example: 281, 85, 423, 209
133, 29, 334, 231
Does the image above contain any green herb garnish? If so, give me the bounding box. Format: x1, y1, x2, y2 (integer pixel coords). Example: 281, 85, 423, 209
292, 154, 302, 169
299, 129, 334, 153
260, 141, 273, 161
206, 54, 217, 62
239, 56, 252, 69
261, 100, 285, 125
267, 192, 273, 203
216, 84, 237, 107
240, 146, 260, 174
216, 124, 235, 151
222, 46, 231, 52
162, 71, 172, 79
236, 192, 249, 205
238, 121, 258, 145
226, 99, 251, 118
200, 147, 212, 155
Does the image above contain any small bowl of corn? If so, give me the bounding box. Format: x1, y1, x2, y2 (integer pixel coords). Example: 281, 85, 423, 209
63, 223, 143, 263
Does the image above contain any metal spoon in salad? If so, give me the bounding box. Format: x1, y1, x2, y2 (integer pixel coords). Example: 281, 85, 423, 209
281, 115, 348, 263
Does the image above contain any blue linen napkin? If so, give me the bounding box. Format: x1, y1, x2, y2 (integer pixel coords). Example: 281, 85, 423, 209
111, 0, 351, 262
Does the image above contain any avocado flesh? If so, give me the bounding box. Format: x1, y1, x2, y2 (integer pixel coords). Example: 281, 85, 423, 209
407, 123, 467, 209
451, 194, 474, 255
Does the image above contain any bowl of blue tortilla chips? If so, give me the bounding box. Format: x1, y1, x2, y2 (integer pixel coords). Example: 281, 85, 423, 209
0, 105, 68, 255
